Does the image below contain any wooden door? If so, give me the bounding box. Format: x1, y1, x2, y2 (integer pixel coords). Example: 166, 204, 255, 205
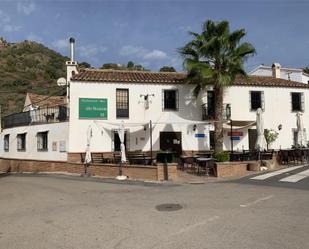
248, 129, 257, 150
159, 132, 182, 156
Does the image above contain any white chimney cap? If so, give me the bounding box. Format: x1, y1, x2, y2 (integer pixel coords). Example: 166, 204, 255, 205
272, 62, 281, 68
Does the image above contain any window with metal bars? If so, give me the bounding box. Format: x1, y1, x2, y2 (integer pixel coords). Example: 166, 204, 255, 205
37, 131, 48, 151
291, 92, 304, 112
116, 89, 129, 118
250, 91, 264, 111
163, 89, 178, 110
17, 133, 26, 151
4, 134, 9, 152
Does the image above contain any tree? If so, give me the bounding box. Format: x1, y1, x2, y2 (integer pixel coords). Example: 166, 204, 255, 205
304, 67, 309, 74
79, 62, 91, 68
179, 20, 255, 152
127, 61, 134, 68
159, 66, 176, 72
264, 129, 279, 150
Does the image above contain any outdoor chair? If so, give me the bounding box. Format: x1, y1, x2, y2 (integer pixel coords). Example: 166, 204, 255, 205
197, 158, 215, 176
293, 150, 303, 164
91, 153, 104, 164
279, 150, 289, 164
184, 157, 196, 172
80, 153, 85, 163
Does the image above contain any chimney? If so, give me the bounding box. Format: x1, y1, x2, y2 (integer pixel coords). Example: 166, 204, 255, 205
66, 37, 78, 83
272, 63, 281, 78
65, 37, 78, 101
69, 37, 75, 62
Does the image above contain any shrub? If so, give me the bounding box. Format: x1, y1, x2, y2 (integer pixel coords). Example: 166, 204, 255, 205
213, 151, 230, 162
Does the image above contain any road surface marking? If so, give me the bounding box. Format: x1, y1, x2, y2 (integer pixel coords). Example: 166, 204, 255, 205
170, 216, 220, 236
250, 166, 304, 180
279, 169, 309, 183
240, 195, 273, 208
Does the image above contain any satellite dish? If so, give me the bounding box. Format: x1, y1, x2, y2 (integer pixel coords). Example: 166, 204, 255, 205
57, 77, 67, 86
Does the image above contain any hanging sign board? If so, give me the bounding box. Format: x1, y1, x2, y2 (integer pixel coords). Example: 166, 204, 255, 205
79, 98, 108, 119
195, 133, 205, 138
228, 131, 243, 137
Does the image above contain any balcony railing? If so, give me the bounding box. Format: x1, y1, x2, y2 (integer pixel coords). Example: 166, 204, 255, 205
3, 105, 69, 129
202, 103, 231, 121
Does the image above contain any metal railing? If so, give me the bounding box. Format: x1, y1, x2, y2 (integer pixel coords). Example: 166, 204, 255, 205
3, 105, 69, 129
201, 103, 231, 121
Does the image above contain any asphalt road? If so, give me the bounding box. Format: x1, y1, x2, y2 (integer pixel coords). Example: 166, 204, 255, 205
0, 173, 309, 249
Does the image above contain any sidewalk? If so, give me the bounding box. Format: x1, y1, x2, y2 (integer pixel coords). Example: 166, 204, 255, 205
174, 169, 259, 184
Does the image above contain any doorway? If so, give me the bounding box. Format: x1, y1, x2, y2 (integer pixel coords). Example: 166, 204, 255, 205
248, 129, 257, 150
159, 132, 182, 156
113, 130, 129, 151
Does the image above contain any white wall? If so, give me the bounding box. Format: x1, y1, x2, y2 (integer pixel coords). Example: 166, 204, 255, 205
224, 86, 309, 150
69, 80, 309, 153
0, 122, 68, 161
250, 67, 307, 84
69, 81, 212, 153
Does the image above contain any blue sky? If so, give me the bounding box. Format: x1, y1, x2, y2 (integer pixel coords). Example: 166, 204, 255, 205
0, 0, 308, 72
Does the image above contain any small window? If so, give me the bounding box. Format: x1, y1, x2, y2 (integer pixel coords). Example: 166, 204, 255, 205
17, 133, 26, 151
37, 131, 48, 151
209, 131, 215, 150
163, 89, 179, 110
250, 91, 264, 111
116, 89, 129, 118
291, 92, 304, 112
4, 134, 9, 152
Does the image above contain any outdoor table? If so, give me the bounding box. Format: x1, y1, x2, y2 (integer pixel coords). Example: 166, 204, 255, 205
196, 157, 215, 176
230, 152, 243, 161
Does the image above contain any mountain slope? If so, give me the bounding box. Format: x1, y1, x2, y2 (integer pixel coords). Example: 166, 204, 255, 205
0, 38, 69, 116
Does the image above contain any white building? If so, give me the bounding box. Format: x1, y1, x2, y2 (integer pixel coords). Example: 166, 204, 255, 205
249, 63, 309, 84
1, 40, 309, 164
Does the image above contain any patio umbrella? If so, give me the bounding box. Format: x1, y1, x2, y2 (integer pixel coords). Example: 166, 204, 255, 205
255, 108, 266, 151
118, 121, 126, 163
84, 125, 92, 165
296, 112, 305, 146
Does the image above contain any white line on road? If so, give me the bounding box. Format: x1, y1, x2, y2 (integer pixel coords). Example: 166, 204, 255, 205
170, 216, 220, 236
279, 169, 309, 183
240, 195, 273, 208
250, 166, 304, 180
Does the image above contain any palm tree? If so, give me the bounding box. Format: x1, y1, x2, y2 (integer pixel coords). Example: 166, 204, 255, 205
179, 20, 256, 152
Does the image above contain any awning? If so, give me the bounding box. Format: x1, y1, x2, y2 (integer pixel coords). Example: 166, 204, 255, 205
223, 120, 256, 130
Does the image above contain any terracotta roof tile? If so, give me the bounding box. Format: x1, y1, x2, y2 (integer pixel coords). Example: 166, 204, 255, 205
234, 75, 309, 88
71, 69, 309, 89
72, 69, 186, 84
27, 93, 66, 107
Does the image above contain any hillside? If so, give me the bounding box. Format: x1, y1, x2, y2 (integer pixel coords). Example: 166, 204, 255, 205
0, 38, 69, 116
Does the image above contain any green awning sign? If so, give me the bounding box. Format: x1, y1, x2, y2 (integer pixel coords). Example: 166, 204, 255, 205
79, 98, 108, 119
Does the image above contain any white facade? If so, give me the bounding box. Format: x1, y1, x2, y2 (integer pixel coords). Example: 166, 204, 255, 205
250, 64, 309, 84
68, 81, 211, 153
0, 122, 68, 161
223, 85, 309, 150
68, 77, 309, 153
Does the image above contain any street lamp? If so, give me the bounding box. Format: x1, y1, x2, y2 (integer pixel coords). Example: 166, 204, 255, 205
225, 104, 233, 155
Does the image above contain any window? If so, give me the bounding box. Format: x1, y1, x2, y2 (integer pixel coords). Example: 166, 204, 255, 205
4, 134, 9, 152
207, 91, 215, 118
250, 91, 264, 111
209, 131, 215, 150
17, 133, 26, 151
291, 92, 304, 112
163, 89, 178, 110
37, 131, 48, 151
116, 89, 129, 118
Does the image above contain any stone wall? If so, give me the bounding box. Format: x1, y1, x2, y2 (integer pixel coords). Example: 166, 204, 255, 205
215, 162, 248, 178
0, 158, 177, 181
